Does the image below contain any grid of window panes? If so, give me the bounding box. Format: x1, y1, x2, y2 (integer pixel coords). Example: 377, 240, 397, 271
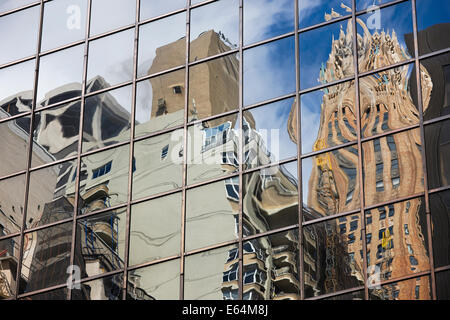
0, 0, 449, 300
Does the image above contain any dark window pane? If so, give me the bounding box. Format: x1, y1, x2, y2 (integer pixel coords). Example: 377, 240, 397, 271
430, 190, 450, 268
436, 270, 450, 300
425, 120, 450, 191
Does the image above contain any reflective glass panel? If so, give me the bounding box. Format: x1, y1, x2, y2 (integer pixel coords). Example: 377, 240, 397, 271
27, 160, 77, 228
0, 175, 25, 235
0, 236, 19, 298
356, 0, 396, 11
244, 36, 295, 106
76, 209, 126, 273
20, 222, 73, 294
0, 6, 39, 65
184, 244, 239, 300
416, 0, 450, 55
362, 128, 424, 207
301, 80, 356, 154
133, 130, 183, 199
0, 116, 30, 177
243, 0, 294, 45
187, 114, 239, 185
299, 19, 353, 90
128, 259, 180, 300
82, 85, 132, 153
243, 98, 297, 170
365, 197, 429, 283
357, 1, 413, 73
325, 290, 364, 300
436, 270, 450, 300
303, 214, 364, 298
0, 59, 34, 119
77, 144, 130, 215
186, 180, 239, 252
130, 193, 181, 266
190, 0, 239, 62
41, 0, 88, 52
429, 190, 450, 268
360, 63, 418, 138
299, 0, 352, 29
140, 0, 185, 21
243, 231, 300, 300
37, 45, 84, 106
425, 119, 450, 188
0, 1, 37, 13
369, 276, 431, 300
135, 70, 185, 137
189, 53, 239, 122
87, 29, 134, 93
302, 146, 361, 218
420, 54, 450, 121
72, 274, 125, 300
89, 0, 136, 36
138, 12, 186, 78
21, 288, 68, 300
243, 162, 298, 236
32, 100, 81, 165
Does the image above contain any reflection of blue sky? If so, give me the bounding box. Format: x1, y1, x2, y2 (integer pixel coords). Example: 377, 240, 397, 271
140, 0, 186, 21
300, 19, 351, 90
246, 97, 297, 162
138, 12, 186, 78
299, 0, 352, 29
89, 0, 135, 36
244, 36, 295, 106
243, 0, 294, 45
300, 89, 323, 154
357, 1, 413, 57
416, 0, 450, 30
356, 0, 395, 11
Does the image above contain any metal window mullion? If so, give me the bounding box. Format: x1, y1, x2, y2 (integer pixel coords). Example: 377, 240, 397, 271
411, 0, 436, 300
294, 0, 304, 301
121, 0, 140, 301
180, 0, 191, 301
351, 0, 369, 300
13, 0, 45, 300
67, 0, 92, 301
238, 0, 244, 301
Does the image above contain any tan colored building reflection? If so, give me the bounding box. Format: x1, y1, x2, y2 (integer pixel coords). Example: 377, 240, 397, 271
303, 14, 433, 299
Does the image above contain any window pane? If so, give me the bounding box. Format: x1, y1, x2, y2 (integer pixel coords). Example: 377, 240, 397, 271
436, 270, 450, 300
302, 146, 360, 219
243, 98, 297, 170
362, 128, 424, 207
0, 236, 19, 298
20, 222, 73, 295
357, 1, 413, 73
184, 244, 239, 300
0, 59, 34, 119
72, 274, 125, 300
299, 19, 353, 90
190, 0, 239, 62
0, 116, 30, 177
187, 114, 239, 185
0, 6, 39, 65
138, 12, 186, 78
128, 259, 180, 300
82, 85, 132, 153
365, 197, 429, 282
299, 0, 352, 29
244, 36, 295, 106
87, 29, 134, 92
425, 119, 450, 190
325, 290, 364, 300
130, 193, 181, 266
78, 144, 130, 215
243, 162, 298, 236
133, 129, 183, 200
41, 0, 88, 51
186, 179, 239, 252
89, 0, 136, 36
369, 276, 431, 300
0, 0, 37, 13
0, 175, 26, 235
303, 215, 364, 298
140, 0, 185, 21
135, 69, 185, 137
301, 80, 356, 154
189, 53, 239, 122
27, 160, 77, 228
243, 0, 294, 45
243, 231, 300, 300
430, 190, 450, 269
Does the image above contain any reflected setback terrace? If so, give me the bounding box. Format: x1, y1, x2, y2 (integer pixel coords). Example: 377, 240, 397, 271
0, 0, 449, 301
